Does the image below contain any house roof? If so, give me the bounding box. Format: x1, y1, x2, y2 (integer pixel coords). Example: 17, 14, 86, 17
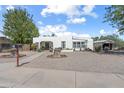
94, 40, 115, 44
0, 37, 11, 44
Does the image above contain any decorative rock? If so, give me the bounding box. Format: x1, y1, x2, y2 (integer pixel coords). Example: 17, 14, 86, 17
47, 48, 67, 58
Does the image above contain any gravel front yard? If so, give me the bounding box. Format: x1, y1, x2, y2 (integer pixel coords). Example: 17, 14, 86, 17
23, 51, 124, 74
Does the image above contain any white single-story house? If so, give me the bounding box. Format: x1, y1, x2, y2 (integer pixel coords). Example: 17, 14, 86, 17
33, 34, 93, 52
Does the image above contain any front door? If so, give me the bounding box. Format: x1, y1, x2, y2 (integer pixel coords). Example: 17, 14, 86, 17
45, 42, 50, 50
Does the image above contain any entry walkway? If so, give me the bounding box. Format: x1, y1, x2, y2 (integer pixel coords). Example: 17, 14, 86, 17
19, 52, 44, 65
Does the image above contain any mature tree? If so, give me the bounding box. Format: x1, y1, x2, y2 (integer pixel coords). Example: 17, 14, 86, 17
104, 5, 124, 34
2, 8, 39, 45
92, 36, 99, 41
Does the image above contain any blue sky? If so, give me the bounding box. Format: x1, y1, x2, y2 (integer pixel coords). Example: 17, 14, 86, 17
0, 5, 123, 38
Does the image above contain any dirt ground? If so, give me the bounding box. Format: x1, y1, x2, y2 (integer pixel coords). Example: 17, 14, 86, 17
23, 51, 124, 74
0, 51, 37, 63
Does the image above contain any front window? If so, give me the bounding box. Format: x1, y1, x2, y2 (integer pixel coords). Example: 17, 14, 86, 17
81, 42, 86, 48
73, 42, 76, 48
61, 41, 66, 49
77, 42, 80, 48
73, 41, 87, 48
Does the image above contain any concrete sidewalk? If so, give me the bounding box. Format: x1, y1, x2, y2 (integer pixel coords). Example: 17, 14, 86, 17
0, 66, 124, 88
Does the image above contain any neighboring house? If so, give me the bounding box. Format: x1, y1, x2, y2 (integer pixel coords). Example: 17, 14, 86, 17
94, 40, 115, 52
0, 37, 12, 52
33, 34, 93, 52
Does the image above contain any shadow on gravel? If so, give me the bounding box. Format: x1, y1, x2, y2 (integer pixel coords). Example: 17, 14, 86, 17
19, 62, 30, 67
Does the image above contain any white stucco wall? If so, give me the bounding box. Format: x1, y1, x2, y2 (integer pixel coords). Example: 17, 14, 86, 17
33, 36, 72, 49
33, 35, 93, 50
87, 39, 93, 50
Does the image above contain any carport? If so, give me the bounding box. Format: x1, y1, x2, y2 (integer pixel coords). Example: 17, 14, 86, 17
94, 40, 115, 52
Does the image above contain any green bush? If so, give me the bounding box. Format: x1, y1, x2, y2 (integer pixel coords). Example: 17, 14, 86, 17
31, 44, 37, 50
95, 46, 101, 52
41, 46, 45, 50
37, 49, 42, 52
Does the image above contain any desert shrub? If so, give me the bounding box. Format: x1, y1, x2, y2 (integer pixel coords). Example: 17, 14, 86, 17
41, 46, 45, 50
31, 44, 37, 50
117, 47, 124, 50
85, 48, 92, 51
37, 49, 42, 52
95, 46, 101, 52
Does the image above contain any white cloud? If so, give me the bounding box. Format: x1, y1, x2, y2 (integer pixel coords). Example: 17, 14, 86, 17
55, 31, 90, 38
41, 5, 81, 18
67, 17, 86, 24
99, 29, 107, 35
39, 24, 91, 38
41, 5, 97, 24
6, 5, 14, 10
113, 29, 119, 35
39, 24, 67, 35
77, 34, 90, 37
38, 21, 43, 25
0, 28, 4, 37
99, 29, 119, 36
41, 5, 98, 18
0, 33, 4, 37
82, 5, 98, 18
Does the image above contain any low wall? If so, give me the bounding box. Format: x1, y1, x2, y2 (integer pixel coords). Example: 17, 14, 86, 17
61, 49, 73, 52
